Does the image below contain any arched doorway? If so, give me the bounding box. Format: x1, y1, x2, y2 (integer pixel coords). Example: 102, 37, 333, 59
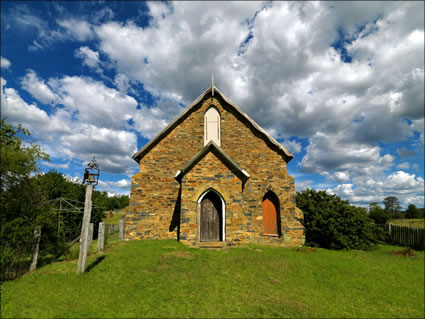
262, 191, 281, 236
199, 190, 224, 241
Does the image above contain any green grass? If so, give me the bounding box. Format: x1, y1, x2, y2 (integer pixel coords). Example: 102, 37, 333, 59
390, 219, 424, 228
102, 211, 122, 224
2, 238, 424, 318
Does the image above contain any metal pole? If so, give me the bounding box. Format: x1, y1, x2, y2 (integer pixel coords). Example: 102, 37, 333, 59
77, 185, 93, 274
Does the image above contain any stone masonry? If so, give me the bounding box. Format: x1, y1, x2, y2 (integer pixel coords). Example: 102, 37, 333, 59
124, 87, 305, 247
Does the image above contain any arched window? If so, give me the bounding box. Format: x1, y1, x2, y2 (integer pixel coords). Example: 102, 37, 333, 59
204, 107, 221, 146
262, 191, 281, 236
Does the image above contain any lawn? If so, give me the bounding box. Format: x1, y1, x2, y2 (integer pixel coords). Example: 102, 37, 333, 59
390, 219, 424, 228
1, 237, 424, 318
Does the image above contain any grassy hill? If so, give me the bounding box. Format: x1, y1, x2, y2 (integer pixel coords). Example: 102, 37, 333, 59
1, 236, 424, 318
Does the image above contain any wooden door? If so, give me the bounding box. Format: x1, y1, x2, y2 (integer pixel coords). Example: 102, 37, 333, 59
200, 193, 221, 241
262, 196, 278, 235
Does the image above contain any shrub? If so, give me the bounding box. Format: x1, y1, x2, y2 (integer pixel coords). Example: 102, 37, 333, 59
369, 202, 391, 224
296, 189, 377, 250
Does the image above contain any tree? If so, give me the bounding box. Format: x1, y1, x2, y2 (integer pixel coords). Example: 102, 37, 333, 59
383, 196, 402, 218
1, 119, 50, 280
0, 119, 49, 191
369, 202, 391, 224
296, 189, 377, 250
405, 204, 422, 219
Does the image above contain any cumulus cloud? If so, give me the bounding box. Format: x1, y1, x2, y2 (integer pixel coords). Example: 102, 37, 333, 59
48, 75, 138, 130
329, 171, 424, 208
74, 46, 102, 72
284, 139, 302, 154
41, 161, 69, 169
21, 69, 58, 104
1, 57, 11, 69
2, 80, 51, 134
57, 18, 94, 41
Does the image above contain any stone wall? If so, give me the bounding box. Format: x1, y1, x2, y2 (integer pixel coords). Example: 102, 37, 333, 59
125, 91, 305, 247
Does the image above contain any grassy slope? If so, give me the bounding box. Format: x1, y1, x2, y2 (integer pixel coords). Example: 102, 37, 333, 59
390, 219, 424, 228
1, 238, 424, 318
102, 211, 122, 225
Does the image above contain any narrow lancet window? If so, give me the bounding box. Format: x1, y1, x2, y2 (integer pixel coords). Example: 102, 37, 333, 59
204, 107, 221, 146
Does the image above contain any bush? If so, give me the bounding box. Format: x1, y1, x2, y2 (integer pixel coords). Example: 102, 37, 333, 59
296, 189, 377, 250
369, 202, 391, 224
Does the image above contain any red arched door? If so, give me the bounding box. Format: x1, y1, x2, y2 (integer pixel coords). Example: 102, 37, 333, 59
262, 192, 279, 235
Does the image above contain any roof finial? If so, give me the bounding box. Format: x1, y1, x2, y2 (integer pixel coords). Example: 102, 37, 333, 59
211, 72, 214, 96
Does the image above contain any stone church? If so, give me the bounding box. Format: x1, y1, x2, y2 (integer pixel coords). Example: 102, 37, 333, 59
124, 85, 305, 247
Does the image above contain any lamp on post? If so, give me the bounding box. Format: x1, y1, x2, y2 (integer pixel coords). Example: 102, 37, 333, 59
77, 156, 100, 274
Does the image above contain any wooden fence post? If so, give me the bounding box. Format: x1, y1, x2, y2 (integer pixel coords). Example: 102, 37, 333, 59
77, 184, 93, 274
98, 222, 105, 252
119, 220, 124, 241
29, 226, 41, 272
88, 223, 94, 250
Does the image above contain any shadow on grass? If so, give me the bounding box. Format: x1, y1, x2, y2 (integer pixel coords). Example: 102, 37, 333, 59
86, 255, 106, 272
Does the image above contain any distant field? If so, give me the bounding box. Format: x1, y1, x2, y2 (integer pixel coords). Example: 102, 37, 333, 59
390, 219, 424, 228
2, 237, 424, 318
102, 211, 122, 224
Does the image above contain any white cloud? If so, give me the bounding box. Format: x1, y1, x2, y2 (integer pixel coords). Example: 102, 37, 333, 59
1, 83, 51, 134
74, 46, 102, 72
57, 18, 94, 41
397, 162, 410, 169
60, 124, 138, 174
295, 179, 313, 192
107, 179, 131, 189
284, 139, 302, 154
21, 69, 58, 104
48, 75, 138, 130
1, 57, 11, 69
330, 171, 424, 208
41, 161, 69, 169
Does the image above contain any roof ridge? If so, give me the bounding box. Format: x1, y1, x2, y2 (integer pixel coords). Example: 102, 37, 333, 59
132, 86, 293, 163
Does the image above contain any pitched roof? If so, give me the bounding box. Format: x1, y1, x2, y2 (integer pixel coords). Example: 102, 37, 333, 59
132, 86, 294, 163
174, 141, 250, 182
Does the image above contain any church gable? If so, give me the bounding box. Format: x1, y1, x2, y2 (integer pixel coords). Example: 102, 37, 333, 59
132, 86, 293, 164
174, 141, 250, 184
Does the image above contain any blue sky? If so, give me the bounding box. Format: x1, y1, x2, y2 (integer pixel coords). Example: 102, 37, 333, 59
1, 1, 424, 208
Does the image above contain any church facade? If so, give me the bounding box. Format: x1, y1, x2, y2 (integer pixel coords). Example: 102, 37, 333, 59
124, 86, 305, 248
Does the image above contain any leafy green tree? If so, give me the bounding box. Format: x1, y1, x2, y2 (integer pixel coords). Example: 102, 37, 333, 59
296, 189, 377, 250
1, 119, 50, 279
405, 204, 422, 219
369, 202, 391, 224
383, 196, 403, 218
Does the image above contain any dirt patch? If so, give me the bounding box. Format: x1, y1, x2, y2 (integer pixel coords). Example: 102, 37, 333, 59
294, 247, 316, 253
391, 247, 416, 258
162, 245, 177, 249
268, 276, 282, 284
161, 251, 194, 260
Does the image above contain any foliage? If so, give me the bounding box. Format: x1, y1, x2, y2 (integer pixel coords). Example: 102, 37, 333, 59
1, 119, 50, 280
0, 120, 129, 281
296, 189, 377, 250
405, 204, 423, 219
0, 119, 49, 191
369, 202, 391, 224
384, 196, 403, 218
1, 240, 424, 318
